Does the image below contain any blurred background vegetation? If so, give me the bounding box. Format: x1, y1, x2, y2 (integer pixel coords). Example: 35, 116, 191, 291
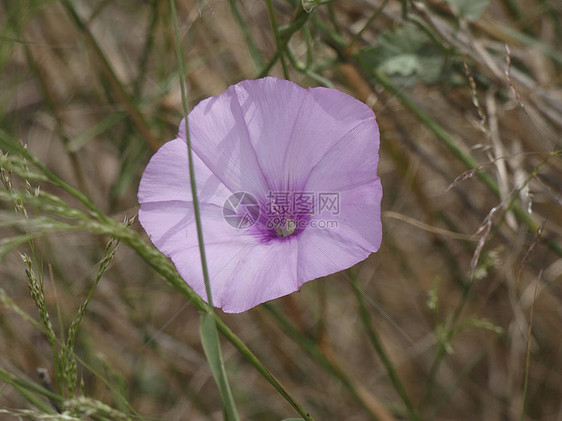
1, 0, 561, 420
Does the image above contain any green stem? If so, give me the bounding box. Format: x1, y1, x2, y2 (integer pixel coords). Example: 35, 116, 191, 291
170, 2, 239, 420
265, 0, 290, 79
227, 0, 265, 70
285, 45, 333, 87
258, 6, 309, 77
520, 277, 540, 420
170, 0, 213, 309
348, 0, 390, 48
0, 368, 65, 405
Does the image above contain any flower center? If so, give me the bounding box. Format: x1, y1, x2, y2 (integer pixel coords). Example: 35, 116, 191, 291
275, 218, 296, 238
252, 191, 313, 242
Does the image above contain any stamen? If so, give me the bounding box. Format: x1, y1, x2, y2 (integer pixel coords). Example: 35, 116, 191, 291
276, 219, 296, 238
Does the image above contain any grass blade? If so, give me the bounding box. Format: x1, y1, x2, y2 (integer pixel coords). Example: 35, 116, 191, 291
200, 313, 240, 421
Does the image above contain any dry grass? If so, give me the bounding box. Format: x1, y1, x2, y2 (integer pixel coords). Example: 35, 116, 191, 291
1, 0, 561, 420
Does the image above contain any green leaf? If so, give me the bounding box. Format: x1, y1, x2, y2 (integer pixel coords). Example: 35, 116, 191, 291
200, 313, 240, 421
357, 26, 445, 86
282, 419, 306, 421
445, 0, 490, 21
378, 54, 422, 76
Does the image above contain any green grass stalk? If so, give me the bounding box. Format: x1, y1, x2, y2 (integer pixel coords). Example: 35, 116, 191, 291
265, 0, 290, 79
169, 1, 239, 419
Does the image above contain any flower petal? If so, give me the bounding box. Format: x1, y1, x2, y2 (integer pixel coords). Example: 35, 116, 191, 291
231, 77, 308, 191
171, 234, 299, 313
138, 138, 230, 206
170, 238, 257, 311
181, 87, 271, 197
233, 78, 377, 191
139, 201, 239, 257
295, 179, 382, 284
305, 114, 380, 192
220, 238, 299, 313
140, 197, 282, 312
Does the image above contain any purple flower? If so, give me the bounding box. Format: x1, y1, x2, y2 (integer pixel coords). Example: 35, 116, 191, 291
138, 77, 382, 313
